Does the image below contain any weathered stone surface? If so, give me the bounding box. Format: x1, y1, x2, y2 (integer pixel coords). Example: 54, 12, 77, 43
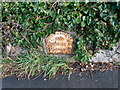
46, 31, 74, 55
6, 43, 23, 57
116, 46, 120, 54
89, 40, 120, 62
111, 53, 120, 62
116, 41, 120, 53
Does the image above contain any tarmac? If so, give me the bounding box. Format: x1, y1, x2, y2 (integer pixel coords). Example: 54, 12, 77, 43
2, 69, 119, 88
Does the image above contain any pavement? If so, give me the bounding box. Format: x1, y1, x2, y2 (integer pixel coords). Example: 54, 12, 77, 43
2, 69, 119, 88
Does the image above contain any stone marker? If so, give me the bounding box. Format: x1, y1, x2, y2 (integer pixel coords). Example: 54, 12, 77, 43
45, 31, 74, 55
43, 31, 76, 62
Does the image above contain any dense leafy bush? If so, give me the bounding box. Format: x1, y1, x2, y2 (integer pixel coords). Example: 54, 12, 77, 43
1, 2, 120, 78
2, 2, 120, 60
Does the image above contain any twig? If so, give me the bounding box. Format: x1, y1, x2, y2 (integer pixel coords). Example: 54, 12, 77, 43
36, 22, 53, 34
48, 1, 58, 14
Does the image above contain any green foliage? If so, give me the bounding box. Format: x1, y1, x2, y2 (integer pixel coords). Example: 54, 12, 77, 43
1, 2, 120, 78
2, 2, 120, 62
1, 47, 72, 79
75, 37, 92, 62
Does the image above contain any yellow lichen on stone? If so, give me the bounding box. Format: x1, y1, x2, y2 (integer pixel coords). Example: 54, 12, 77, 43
46, 31, 74, 55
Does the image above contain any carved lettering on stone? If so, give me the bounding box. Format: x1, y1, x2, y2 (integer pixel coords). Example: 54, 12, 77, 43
46, 31, 74, 54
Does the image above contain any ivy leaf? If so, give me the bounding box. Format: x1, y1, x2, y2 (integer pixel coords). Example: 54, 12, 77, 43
88, 17, 92, 25
81, 21, 86, 27
40, 23, 45, 27
76, 16, 81, 24
82, 16, 86, 21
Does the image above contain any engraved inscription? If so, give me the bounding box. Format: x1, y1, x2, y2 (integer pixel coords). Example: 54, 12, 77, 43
46, 32, 74, 54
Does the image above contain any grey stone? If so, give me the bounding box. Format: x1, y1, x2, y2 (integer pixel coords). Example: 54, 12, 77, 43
21, 49, 29, 54
111, 53, 120, 62
89, 40, 120, 63
89, 50, 113, 62
116, 46, 120, 54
